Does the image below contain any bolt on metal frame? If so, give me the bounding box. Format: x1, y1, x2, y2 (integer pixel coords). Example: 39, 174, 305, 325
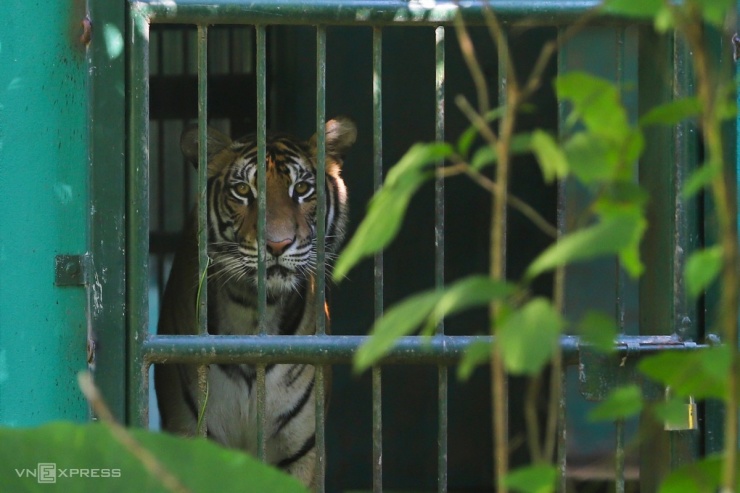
124, 1, 725, 491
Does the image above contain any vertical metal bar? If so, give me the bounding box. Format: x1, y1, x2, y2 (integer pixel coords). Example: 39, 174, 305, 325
156, 29, 166, 298
315, 25, 327, 335
90, 0, 126, 423
614, 27, 626, 493
372, 26, 384, 493
256, 25, 268, 336
434, 24, 448, 493
314, 25, 328, 493
196, 24, 209, 439
556, 367, 567, 493
615, 419, 626, 493
256, 24, 268, 463
127, 7, 151, 427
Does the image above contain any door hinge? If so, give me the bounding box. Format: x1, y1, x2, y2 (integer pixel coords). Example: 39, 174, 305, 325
55, 253, 91, 286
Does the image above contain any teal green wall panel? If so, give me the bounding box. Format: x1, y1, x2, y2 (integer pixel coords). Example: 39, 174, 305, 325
0, 0, 89, 424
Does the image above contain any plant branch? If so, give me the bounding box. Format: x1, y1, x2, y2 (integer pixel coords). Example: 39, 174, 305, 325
78, 372, 192, 493
437, 163, 558, 239
673, 3, 739, 491
454, 11, 491, 114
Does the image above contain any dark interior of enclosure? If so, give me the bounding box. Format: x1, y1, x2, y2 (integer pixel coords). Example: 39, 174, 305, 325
146, 24, 633, 492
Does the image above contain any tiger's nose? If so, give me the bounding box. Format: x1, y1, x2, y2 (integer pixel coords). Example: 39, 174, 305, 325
266, 237, 295, 257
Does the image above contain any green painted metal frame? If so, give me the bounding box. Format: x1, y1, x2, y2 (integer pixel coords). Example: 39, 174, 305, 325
89, 1, 128, 423
122, 1, 729, 491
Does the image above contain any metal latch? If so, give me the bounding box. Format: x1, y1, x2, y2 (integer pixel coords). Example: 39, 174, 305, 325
664, 387, 698, 431
55, 254, 91, 286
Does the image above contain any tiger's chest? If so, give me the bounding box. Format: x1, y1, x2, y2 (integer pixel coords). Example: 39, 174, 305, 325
207, 278, 314, 336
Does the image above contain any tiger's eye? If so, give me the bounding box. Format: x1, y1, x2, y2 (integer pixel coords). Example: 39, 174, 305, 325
234, 183, 250, 197
293, 182, 310, 195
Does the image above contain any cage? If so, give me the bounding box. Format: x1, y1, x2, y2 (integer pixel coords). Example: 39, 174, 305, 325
83, 1, 733, 492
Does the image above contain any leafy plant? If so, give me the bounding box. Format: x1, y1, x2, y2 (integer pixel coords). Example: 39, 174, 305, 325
336, 0, 739, 491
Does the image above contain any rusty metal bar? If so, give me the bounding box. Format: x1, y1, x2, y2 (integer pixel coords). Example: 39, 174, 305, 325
372, 25, 384, 493
315, 24, 328, 493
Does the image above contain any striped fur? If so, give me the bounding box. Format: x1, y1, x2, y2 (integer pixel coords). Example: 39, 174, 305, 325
155, 118, 356, 486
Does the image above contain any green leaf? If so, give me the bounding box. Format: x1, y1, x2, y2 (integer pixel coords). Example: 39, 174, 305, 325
526, 212, 644, 280
562, 132, 617, 184
458, 340, 492, 380
588, 384, 643, 422
354, 290, 441, 372
422, 276, 515, 335
696, 0, 734, 28
653, 397, 695, 430
498, 298, 563, 375
469, 133, 532, 171
457, 106, 506, 157
0, 422, 306, 493
334, 143, 452, 281
682, 162, 719, 198
685, 246, 723, 298
653, 7, 675, 32
639, 346, 731, 401
354, 276, 514, 372
531, 130, 568, 183
556, 72, 631, 140
577, 311, 618, 354
639, 98, 701, 126
601, 0, 663, 18
659, 455, 740, 493
504, 465, 558, 493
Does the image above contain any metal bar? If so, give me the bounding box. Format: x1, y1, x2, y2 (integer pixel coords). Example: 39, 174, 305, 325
142, 334, 703, 365
196, 23, 210, 438
434, 24, 448, 493
132, 0, 619, 26
315, 25, 328, 493
372, 26, 384, 493
614, 27, 626, 493
256, 364, 267, 461
371, 367, 382, 493
615, 419, 625, 493
255, 24, 268, 462
127, 6, 151, 427
256, 25, 268, 334
89, 0, 127, 423
316, 25, 327, 336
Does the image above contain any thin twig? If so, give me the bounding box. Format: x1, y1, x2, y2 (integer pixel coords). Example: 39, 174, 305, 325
437, 163, 558, 239
455, 94, 499, 149
454, 11, 490, 114
78, 372, 192, 493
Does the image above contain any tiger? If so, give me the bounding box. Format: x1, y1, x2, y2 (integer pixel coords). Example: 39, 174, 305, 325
154, 117, 357, 487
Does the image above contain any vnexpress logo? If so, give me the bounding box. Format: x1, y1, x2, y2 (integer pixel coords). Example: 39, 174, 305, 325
15, 463, 121, 483
37, 463, 56, 484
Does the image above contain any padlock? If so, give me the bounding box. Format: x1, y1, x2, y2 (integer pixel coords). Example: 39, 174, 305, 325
664, 387, 698, 431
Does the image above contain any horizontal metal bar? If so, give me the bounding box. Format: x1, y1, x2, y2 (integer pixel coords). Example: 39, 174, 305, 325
142, 334, 707, 366
130, 0, 621, 26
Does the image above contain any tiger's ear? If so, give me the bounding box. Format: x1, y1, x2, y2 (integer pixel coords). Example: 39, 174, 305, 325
180, 126, 233, 167
311, 117, 357, 163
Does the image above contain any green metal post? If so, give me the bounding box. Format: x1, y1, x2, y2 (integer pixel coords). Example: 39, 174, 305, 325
88, 1, 127, 422
0, 0, 90, 425
638, 26, 700, 490
127, 4, 151, 428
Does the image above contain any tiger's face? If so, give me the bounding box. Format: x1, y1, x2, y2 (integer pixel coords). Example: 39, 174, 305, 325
181, 118, 357, 294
